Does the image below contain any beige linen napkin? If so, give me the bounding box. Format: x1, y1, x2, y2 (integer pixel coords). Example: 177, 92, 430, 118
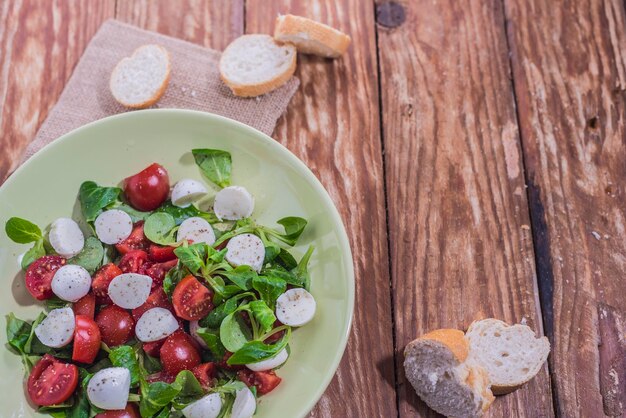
22, 19, 299, 161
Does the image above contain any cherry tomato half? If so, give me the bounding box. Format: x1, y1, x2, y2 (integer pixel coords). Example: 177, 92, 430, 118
118, 250, 149, 274
192, 362, 217, 389
92, 263, 123, 304
73, 293, 96, 319
144, 259, 177, 289
143, 339, 166, 358
145, 371, 175, 384
160, 331, 201, 376
25, 256, 65, 300
72, 315, 101, 364
123, 163, 170, 211
172, 275, 214, 321
116, 222, 149, 255
95, 305, 135, 347
148, 245, 177, 262
237, 369, 282, 395
94, 404, 140, 418
27, 354, 79, 406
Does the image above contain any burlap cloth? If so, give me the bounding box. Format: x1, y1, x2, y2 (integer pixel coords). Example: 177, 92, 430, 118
22, 19, 299, 162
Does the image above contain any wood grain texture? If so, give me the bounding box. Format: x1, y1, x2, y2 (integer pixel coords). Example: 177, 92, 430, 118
504, 0, 626, 415
0, 0, 115, 181
375, 1, 554, 416
245, 1, 398, 417
115, 0, 243, 50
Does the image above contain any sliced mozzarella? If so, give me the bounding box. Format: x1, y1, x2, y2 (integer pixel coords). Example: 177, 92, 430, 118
177, 217, 216, 245
49, 218, 84, 257
135, 307, 179, 342
189, 320, 209, 349
276, 288, 316, 327
245, 347, 289, 372
231, 387, 256, 418
87, 367, 130, 410
182, 393, 223, 418
34, 307, 75, 348
213, 186, 254, 221
171, 179, 208, 208
225, 233, 264, 272
51, 264, 92, 302
108, 273, 152, 309
95, 209, 133, 244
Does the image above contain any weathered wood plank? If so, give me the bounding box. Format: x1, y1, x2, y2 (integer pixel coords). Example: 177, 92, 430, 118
375, 1, 554, 416
245, 1, 398, 417
115, 0, 243, 50
504, 0, 626, 415
0, 0, 116, 181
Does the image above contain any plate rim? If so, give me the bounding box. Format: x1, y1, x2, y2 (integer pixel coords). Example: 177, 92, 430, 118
2, 108, 355, 418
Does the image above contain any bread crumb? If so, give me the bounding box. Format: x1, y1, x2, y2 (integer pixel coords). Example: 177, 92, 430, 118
592, 231, 601, 240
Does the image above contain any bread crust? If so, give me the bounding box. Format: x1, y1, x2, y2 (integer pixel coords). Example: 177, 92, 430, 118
110, 44, 171, 109
420, 328, 469, 363
219, 35, 297, 98
274, 14, 351, 58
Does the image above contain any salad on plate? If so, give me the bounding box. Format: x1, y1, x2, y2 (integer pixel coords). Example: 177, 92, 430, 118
4, 148, 316, 418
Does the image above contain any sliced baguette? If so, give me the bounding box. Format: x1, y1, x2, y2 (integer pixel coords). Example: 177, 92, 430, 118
274, 14, 351, 58
219, 34, 297, 98
466, 319, 550, 395
404, 329, 494, 418
109, 44, 171, 109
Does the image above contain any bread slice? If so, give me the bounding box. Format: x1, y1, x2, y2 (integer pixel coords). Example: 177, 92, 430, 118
466, 319, 550, 395
109, 44, 171, 109
274, 14, 351, 58
219, 34, 297, 97
404, 329, 495, 418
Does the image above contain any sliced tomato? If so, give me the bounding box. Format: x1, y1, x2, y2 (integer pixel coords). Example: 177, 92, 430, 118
217, 351, 244, 371
192, 362, 217, 388
160, 331, 201, 376
118, 249, 149, 274
115, 222, 149, 255
143, 339, 166, 357
25, 255, 66, 300
94, 404, 140, 418
237, 369, 282, 395
264, 319, 286, 344
73, 293, 96, 319
92, 263, 123, 304
172, 275, 214, 321
132, 287, 174, 321
123, 163, 170, 211
27, 354, 79, 406
144, 259, 177, 288
148, 245, 177, 262
72, 315, 101, 364
95, 305, 135, 347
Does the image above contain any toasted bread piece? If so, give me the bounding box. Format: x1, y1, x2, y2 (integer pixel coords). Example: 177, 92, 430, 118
404, 329, 495, 418
109, 44, 171, 109
219, 34, 297, 98
466, 319, 550, 395
274, 14, 351, 58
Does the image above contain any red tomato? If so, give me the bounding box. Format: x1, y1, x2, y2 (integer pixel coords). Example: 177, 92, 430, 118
237, 369, 282, 395
73, 293, 96, 319
172, 275, 214, 321
132, 287, 174, 321
94, 404, 140, 418
118, 250, 149, 274
145, 371, 175, 384
160, 331, 201, 376
27, 354, 79, 406
24, 256, 65, 300
192, 363, 217, 388
72, 315, 101, 364
123, 163, 170, 211
92, 263, 123, 304
143, 339, 166, 357
115, 222, 149, 255
217, 351, 244, 371
95, 305, 135, 347
148, 245, 177, 262
144, 259, 177, 288
264, 320, 286, 344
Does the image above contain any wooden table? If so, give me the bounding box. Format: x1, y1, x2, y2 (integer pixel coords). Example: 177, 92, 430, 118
1, 1, 625, 416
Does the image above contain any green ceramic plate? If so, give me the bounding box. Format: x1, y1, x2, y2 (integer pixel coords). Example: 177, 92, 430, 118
0, 109, 354, 417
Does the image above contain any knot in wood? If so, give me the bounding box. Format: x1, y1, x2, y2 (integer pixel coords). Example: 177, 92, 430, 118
376, 2, 406, 28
